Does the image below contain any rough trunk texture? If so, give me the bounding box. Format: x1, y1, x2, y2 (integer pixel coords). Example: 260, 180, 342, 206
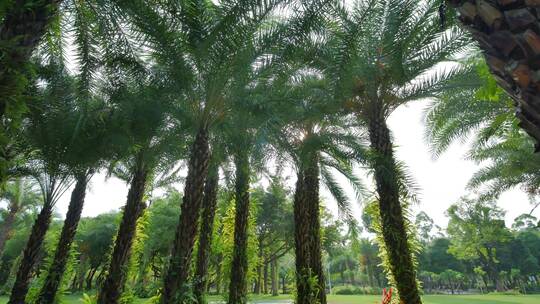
293, 170, 313, 304
37, 174, 89, 304
366, 106, 422, 304
271, 258, 279, 296
305, 154, 326, 304
227, 153, 251, 304
0, 203, 19, 256
447, 0, 540, 151
194, 165, 219, 304
163, 127, 210, 303
0, 0, 61, 119
254, 242, 263, 294
8, 198, 54, 304
98, 162, 148, 304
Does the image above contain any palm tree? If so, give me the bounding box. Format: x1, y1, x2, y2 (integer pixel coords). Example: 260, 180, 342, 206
96, 78, 183, 304
0, 179, 40, 256
319, 1, 471, 302
105, 1, 291, 301
424, 59, 540, 202
263, 73, 367, 304
8, 63, 77, 304
36, 102, 114, 303
445, 0, 540, 151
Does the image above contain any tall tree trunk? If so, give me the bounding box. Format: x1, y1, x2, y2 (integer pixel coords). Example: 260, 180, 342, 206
8, 198, 54, 304
293, 170, 313, 304
194, 164, 219, 304
446, 0, 540, 151
263, 261, 269, 294
0, 0, 62, 119
254, 240, 263, 294
98, 160, 148, 304
271, 258, 278, 296
163, 127, 210, 303
0, 203, 20, 256
37, 173, 89, 304
227, 152, 251, 304
305, 154, 326, 304
366, 106, 422, 304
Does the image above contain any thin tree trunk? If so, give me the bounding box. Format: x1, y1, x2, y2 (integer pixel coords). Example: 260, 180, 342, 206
255, 240, 263, 294
0, 204, 19, 256
86, 268, 96, 290
0, 0, 62, 120
227, 152, 251, 304
163, 127, 210, 303
446, 0, 540, 152
293, 170, 313, 304
98, 159, 148, 304
37, 173, 89, 304
305, 154, 326, 304
366, 106, 422, 304
8, 198, 54, 304
263, 261, 269, 294
271, 258, 278, 296
194, 164, 219, 304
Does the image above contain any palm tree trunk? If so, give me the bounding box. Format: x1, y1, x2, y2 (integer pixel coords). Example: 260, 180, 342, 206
366, 106, 422, 304
36, 173, 89, 304
293, 170, 313, 304
8, 197, 54, 304
0, 203, 20, 256
305, 154, 326, 304
194, 164, 219, 304
98, 160, 148, 304
0, 0, 62, 119
271, 258, 279, 296
446, 0, 540, 151
227, 152, 251, 304
163, 127, 210, 303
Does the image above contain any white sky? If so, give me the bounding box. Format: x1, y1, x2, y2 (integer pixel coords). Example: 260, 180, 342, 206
53, 101, 537, 229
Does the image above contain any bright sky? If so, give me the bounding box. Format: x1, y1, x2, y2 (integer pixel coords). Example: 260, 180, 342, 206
53, 101, 537, 229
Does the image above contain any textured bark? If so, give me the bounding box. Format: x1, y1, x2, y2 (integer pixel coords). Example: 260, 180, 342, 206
0, 0, 62, 119
37, 174, 89, 304
263, 261, 269, 294
254, 243, 263, 294
98, 161, 148, 304
227, 152, 251, 304
163, 127, 210, 303
293, 170, 313, 304
271, 258, 278, 296
366, 105, 422, 304
305, 154, 326, 304
194, 165, 219, 304
447, 0, 540, 152
8, 198, 54, 304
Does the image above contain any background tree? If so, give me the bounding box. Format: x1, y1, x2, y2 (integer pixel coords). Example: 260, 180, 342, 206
446, 198, 512, 291
0, 179, 40, 255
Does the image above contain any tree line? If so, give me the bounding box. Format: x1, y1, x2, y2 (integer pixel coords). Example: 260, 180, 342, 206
1, 1, 539, 304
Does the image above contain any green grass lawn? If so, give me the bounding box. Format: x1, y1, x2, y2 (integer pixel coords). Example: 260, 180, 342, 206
0, 294, 538, 303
